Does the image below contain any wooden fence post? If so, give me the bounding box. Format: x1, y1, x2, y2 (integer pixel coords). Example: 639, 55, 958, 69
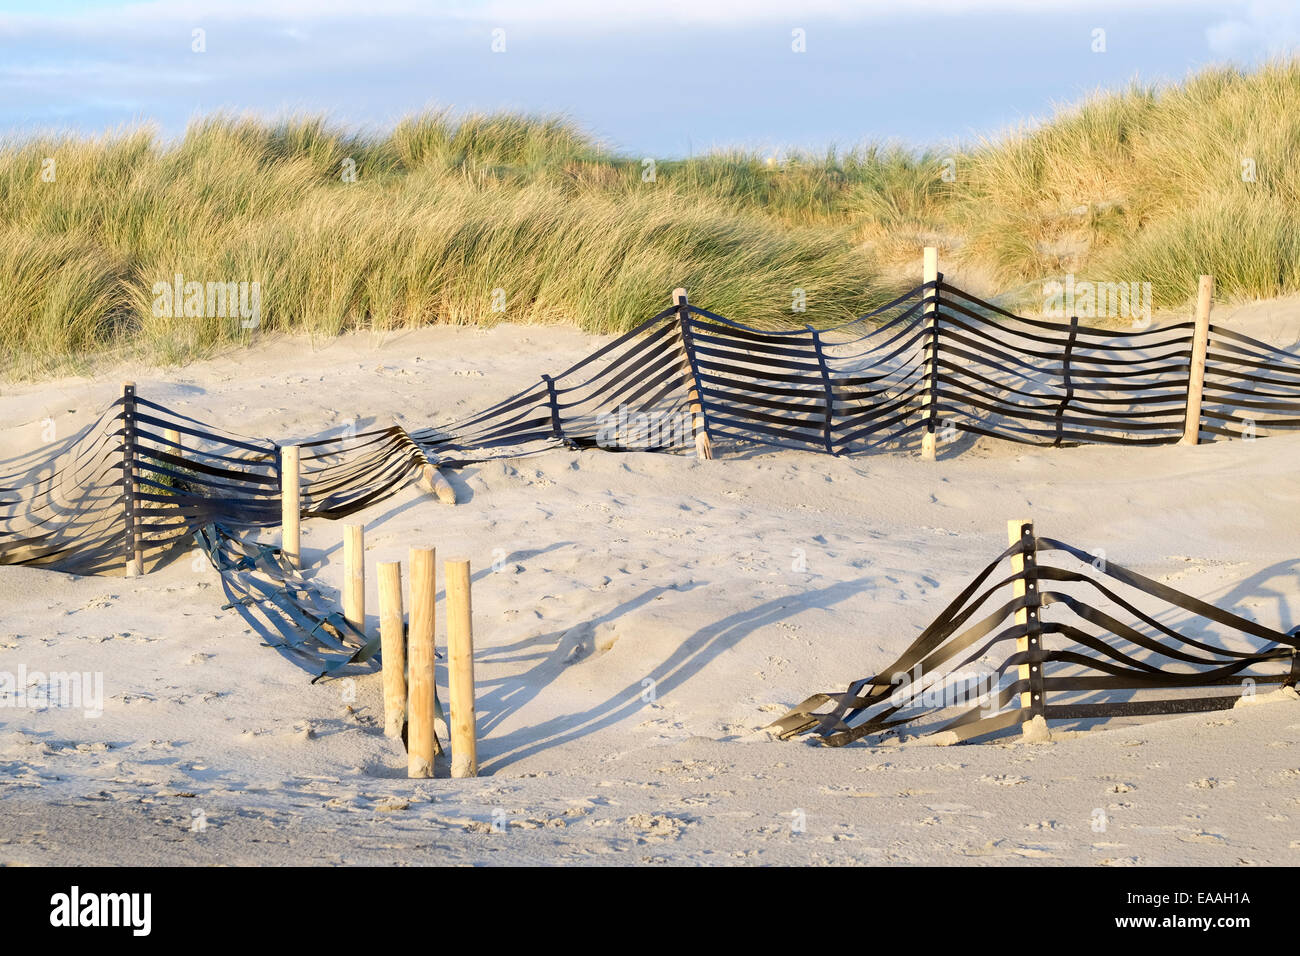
121, 382, 143, 577
343, 523, 365, 636
377, 561, 407, 739
279, 445, 300, 570
673, 288, 714, 460
445, 558, 478, 778
407, 547, 438, 777
1008, 519, 1047, 737
810, 328, 836, 455
1180, 274, 1214, 446
921, 248, 939, 461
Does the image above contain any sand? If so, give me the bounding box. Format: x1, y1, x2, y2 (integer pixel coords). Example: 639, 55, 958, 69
2, 301, 1299, 866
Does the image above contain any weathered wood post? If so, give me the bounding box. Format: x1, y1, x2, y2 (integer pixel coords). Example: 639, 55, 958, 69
343, 523, 365, 636
1008, 518, 1048, 739
1180, 274, 1214, 446
396, 419, 458, 505
419, 463, 458, 505
445, 558, 478, 778
407, 547, 438, 777
377, 561, 407, 739
810, 328, 836, 455
122, 382, 144, 577
673, 288, 714, 460
921, 248, 939, 461
279, 445, 300, 570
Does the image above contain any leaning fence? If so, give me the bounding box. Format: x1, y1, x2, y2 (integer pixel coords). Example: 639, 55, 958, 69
4, 257, 1300, 677
425, 261, 1300, 461
770, 519, 1300, 746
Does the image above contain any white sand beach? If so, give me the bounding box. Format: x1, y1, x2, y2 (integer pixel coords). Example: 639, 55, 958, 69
2, 298, 1300, 866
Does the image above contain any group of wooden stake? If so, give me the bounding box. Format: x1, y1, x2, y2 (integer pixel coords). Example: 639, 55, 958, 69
274, 448, 477, 778
344, 524, 478, 779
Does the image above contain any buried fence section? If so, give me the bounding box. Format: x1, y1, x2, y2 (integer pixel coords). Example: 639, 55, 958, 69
770, 522, 1300, 747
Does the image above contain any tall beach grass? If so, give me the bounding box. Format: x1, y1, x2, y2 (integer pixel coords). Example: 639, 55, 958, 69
2, 59, 1299, 377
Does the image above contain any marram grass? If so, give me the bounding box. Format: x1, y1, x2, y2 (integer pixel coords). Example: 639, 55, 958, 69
3, 59, 1300, 378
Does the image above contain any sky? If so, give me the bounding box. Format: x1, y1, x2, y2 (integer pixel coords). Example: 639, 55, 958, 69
0, 0, 1297, 156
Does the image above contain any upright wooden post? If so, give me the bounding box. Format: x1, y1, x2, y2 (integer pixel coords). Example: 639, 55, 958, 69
163, 428, 181, 455
1007, 519, 1046, 728
279, 445, 301, 570
921, 248, 939, 461
445, 558, 478, 778
121, 382, 144, 577
343, 524, 365, 636
377, 561, 407, 739
407, 547, 438, 778
1180, 274, 1214, 446
673, 288, 714, 460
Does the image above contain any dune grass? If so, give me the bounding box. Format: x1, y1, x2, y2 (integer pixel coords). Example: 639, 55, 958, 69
3, 59, 1299, 378
954, 59, 1300, 300
0, 114, 897, 377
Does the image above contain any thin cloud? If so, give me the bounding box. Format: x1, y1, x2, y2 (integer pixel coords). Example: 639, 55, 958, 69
1206, 0, 1300, 58
2, 0, 1218, 27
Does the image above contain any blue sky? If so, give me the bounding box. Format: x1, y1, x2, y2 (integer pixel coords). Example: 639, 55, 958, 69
1, 0, 1297, 155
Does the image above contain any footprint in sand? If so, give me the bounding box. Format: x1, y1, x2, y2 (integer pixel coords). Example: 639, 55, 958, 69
979, 774, 1028, 786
